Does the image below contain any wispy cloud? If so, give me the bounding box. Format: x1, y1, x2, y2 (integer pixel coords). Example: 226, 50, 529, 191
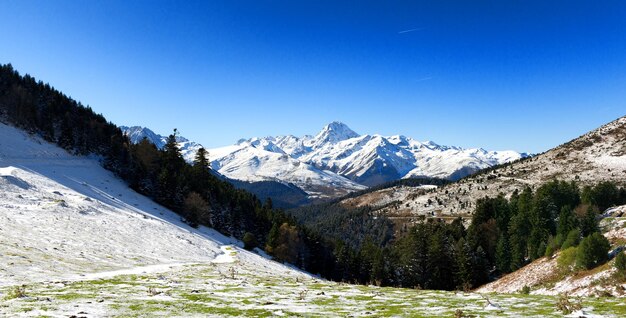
414, 76, 433, 82
398, 27, 425, 34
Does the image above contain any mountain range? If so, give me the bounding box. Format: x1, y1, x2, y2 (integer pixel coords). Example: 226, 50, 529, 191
122, 122, 526, 199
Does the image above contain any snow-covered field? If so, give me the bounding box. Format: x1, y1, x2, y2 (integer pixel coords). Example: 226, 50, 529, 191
2, 122, 625, 317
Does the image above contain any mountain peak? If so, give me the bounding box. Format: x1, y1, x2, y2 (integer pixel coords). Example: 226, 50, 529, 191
120, 126, 165, 148
313, 122, 359, 145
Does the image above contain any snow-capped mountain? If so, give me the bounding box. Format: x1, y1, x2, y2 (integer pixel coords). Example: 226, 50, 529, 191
120, 126, 203, 163
209, 121, 526, 189
120, 125, 366, 199
121, 122, 525, 199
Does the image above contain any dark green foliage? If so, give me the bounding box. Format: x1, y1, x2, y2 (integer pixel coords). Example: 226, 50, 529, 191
561, 229, 581, 249
544, 236, 558, 258
576, 232, 610, 270
464, 180, 622, 275
582, 181, 626, 212
508, 192, 531, 271
229, 180, 310, 209
242, 232, 258, 251
288, 202, 394, 249
454, 238, 474, 290
495, 234, 511, 273
578, 205, 599, 237
556, 206, 577, 242
183, 192, 210, 228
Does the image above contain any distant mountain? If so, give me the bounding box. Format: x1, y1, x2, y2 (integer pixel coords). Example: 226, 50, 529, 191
208, 121, 525, 197
120, 126, 203, 163
121, 122, 525, 199
119, 126, 321, 205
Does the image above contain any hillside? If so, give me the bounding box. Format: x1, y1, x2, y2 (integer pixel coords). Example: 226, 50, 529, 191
0, 122, 290, 284
6, 123, 626, 317
341, 116, 626, 221
477, 205, 626, 297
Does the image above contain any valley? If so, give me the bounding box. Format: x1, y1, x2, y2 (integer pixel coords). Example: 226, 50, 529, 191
4, 120, 624, 317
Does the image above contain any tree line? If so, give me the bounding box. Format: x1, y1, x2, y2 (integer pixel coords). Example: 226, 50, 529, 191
291, 178, 626, 289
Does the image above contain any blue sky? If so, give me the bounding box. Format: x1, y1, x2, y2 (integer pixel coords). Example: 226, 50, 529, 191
1, 1, 625, 153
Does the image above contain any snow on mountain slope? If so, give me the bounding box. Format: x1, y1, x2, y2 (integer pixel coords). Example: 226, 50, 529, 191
122, 122, 523, 198
208, 140, 365, 199
0, 122, 308, 286
211, 121, 525, 191
2, 123, 625, 317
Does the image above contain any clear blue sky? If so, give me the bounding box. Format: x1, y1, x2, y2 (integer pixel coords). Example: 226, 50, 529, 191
1, 1, 625, 153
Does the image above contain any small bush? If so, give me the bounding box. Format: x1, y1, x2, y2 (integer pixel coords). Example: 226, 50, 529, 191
4, 285, 26, 300
615, 251, 626, 272
242, 232, 258, 251
557, 247, 578, 274
615, 252, 626, 282
555, 294, 582, 314
561, 229, 581, 250
545, 236, 558, 258
520, 285, 531, 294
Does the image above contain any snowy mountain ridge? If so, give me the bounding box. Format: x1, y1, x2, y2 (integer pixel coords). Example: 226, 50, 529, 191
120, 125, 204, 163
209, 122, 526, 193
121, 122, 525, 199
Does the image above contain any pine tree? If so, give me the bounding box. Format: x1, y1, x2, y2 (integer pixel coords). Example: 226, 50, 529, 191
426, 227, 455, 290
183, 192, 210, 227
193, 147, 210, 170
495, 234, 511, 273
615, 252, 626, 274
576, 232, 610, 269
157, 129, 186, 207
561, 228, 581, 249
454, 238, 474, 290
579, 205, 599, 237
556, 206, 577, 246
508, 207, 530, 271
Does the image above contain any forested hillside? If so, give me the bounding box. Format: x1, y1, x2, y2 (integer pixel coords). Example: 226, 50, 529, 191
0, 64, 343, 279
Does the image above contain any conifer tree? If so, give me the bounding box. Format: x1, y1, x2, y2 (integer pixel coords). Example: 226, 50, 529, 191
495, 234, 511, 273
576, 232, 610, 269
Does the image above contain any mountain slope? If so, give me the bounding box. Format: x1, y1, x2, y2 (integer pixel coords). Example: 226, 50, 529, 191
340, 115, 626, 222
476, 205, 626, 297
0, 121, 305, 286
208, 139, 366, 199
